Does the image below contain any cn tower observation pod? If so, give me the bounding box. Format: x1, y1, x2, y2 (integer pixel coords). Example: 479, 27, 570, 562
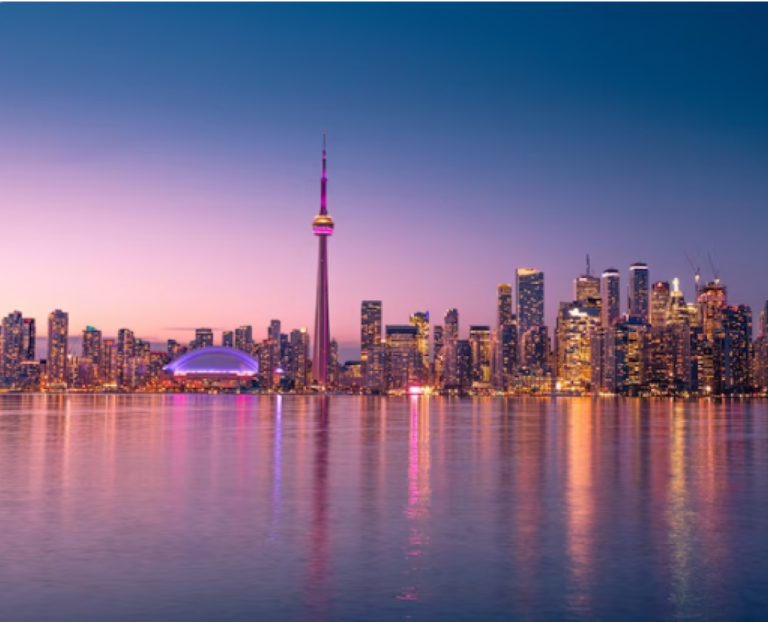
163, 347, 259, 378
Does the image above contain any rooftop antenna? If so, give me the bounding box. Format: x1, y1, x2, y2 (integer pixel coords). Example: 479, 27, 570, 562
685, 251, 701, 294
586, 254, 591, 277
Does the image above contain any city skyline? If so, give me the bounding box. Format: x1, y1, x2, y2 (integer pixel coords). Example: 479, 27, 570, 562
1, 4, 767, 357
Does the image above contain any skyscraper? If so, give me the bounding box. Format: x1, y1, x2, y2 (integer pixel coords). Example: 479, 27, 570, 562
443, 309, 459, 387
116, 328, 135, 389
385, 325, 421, 390
22, 318, 35, 363
289, 328, 310, 389
82, 326, 102, 379
516, 268, 544, 338
1, 311, 24, 384
361, 301, 382, 386
497, 284, 513, 327
575, 276, 601, 305
601, 268, 621, 327
222, 331, 234, 348
650, 281, 670, 327
194, 328, 213, 350
629, 262, 650, 323
47, 310, 69, 384
312, 133, 334, 388
235, 326, 253, 354
409, 311, 430, 374
469, 325, 491, 384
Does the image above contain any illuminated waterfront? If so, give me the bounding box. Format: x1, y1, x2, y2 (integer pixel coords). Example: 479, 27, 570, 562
1, 395, 767, 621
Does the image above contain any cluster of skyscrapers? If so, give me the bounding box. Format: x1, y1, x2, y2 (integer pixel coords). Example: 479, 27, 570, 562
0, 138, 763, 396
351, 260, 764, 396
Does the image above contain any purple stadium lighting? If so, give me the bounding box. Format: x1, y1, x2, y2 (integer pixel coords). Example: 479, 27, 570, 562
163, 347, 260, 377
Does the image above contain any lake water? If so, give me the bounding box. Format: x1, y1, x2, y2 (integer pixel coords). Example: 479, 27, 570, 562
0, 395, 766, 621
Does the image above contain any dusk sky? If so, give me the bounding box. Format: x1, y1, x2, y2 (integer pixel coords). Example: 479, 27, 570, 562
1, 4, 766, 359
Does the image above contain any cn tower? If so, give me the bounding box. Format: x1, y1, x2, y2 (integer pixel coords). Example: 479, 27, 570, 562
312, 133, 334, 388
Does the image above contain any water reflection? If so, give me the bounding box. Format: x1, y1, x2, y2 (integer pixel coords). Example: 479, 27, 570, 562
0, 395, 766, 621
398, 396, 431, 603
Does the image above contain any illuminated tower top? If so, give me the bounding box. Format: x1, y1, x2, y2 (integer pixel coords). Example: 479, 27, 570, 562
313, 132, 334, 236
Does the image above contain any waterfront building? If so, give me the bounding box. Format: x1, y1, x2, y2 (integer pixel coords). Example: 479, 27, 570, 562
329, 338, 339, 388
361, 301, 383, 388
492, 323, 518, 390
432, 325, 444, 387
312, 134, 334, 388
47, 310, 69, 385
455, 339, 472, 392
629, 262, 650, 323
288, 328, 310, 389
595, 319, 646, 395
601, 269, 621, 327
722, 305, 752, 394
1, 311, 25, 385
22, 318, 35, 364
555, 302, 600, 391
163, 347, 259, 390
235, 326, 253, 354
641, 325, 692, 394
340, 361, 363, 387
468, 325, 491, 385
116, 328, 135, 389
385, 325, 421, 391
18, 361, 40, 391
258, 339, 275, 389
442, 309, 459, 387
101, 339, 117, 385
516, 268, 544, 339
650, 281, 670, 327
82, 326, 102, 379
410, 311, 430, 378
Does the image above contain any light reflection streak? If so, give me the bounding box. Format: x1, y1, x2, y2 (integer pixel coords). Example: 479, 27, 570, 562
269, 395, 283, 542
398, 396, 431, 603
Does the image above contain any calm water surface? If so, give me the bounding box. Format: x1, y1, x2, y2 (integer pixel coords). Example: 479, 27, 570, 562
0, 395, 766, 621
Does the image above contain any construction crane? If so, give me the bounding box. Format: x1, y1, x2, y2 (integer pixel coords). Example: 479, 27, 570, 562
685, 251, 701, 294
707, 251, 721, 286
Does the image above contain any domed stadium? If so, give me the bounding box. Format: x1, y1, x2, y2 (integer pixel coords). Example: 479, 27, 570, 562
164, 347, 259, 378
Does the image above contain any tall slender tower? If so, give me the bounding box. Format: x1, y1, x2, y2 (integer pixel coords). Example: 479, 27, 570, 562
312, 133, 334, 387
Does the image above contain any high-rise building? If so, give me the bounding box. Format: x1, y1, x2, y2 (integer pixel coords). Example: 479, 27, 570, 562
442, 309, 459, 387
289, 328, 310, 389
492, 323, 518, 390
235, 326, 253, 354
469, 325, 491, 384
222, 331, 234, 348
516, 268, 544, 338
22, 318, 35, 363
312, 134, 334, 388
629, 262, 650, 323
455, 340, 473, 392
555, 302, 600, 391
258, 339, 276, 390
432, 325, 444, 387
601, 268, 621, 327
194, 328, 213, 350
497, 284, 513, 327
361, 301, 383, 387
409, 312, 430, 374
82, 326, 102, 380
1, 311, 24, 384
329, 338, 339, 388
47, 310, 69, 384
116, 328, 135, 389
385, 325, 421, 390
650, 281, 671, 327
722, 304, 752, 394
641, 325, 692, 394
102, 339, 117, 385
575, 275, 601, 305
592, 319, 645, 395
521, 326, 550, 372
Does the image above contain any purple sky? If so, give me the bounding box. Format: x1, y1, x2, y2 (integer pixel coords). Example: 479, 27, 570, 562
0, 4, 766, 360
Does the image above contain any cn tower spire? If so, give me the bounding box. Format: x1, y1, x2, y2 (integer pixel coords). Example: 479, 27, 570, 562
320, 131, 328, 215
312, 132, 334, 389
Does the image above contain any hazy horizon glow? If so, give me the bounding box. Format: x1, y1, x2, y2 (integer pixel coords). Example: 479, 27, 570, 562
1, 4, 767, 360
